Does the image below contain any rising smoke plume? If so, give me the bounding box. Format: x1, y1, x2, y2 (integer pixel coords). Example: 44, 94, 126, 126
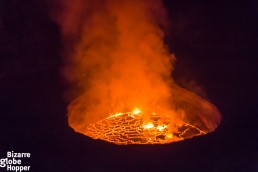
52, 0, 220, 137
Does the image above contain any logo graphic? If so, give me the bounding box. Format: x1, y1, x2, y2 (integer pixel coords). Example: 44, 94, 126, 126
0, 151, 31, 172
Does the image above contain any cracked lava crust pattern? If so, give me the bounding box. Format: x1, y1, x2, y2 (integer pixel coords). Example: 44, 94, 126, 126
84, 113, 206, 145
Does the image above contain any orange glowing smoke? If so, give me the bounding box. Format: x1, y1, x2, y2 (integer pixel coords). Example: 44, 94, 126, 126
54, 0, 221, 144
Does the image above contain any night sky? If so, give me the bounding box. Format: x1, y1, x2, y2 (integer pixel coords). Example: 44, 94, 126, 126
0, 0, 257, 171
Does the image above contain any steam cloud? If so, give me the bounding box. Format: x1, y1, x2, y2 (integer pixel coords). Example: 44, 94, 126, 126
53, 0, 220, 134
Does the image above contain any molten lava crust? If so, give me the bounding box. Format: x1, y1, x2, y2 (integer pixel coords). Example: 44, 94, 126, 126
84, 112, 206, 145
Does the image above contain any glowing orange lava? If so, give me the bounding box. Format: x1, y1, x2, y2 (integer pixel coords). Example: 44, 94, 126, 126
68, 85, 220, 145
83, 109, 206, 145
